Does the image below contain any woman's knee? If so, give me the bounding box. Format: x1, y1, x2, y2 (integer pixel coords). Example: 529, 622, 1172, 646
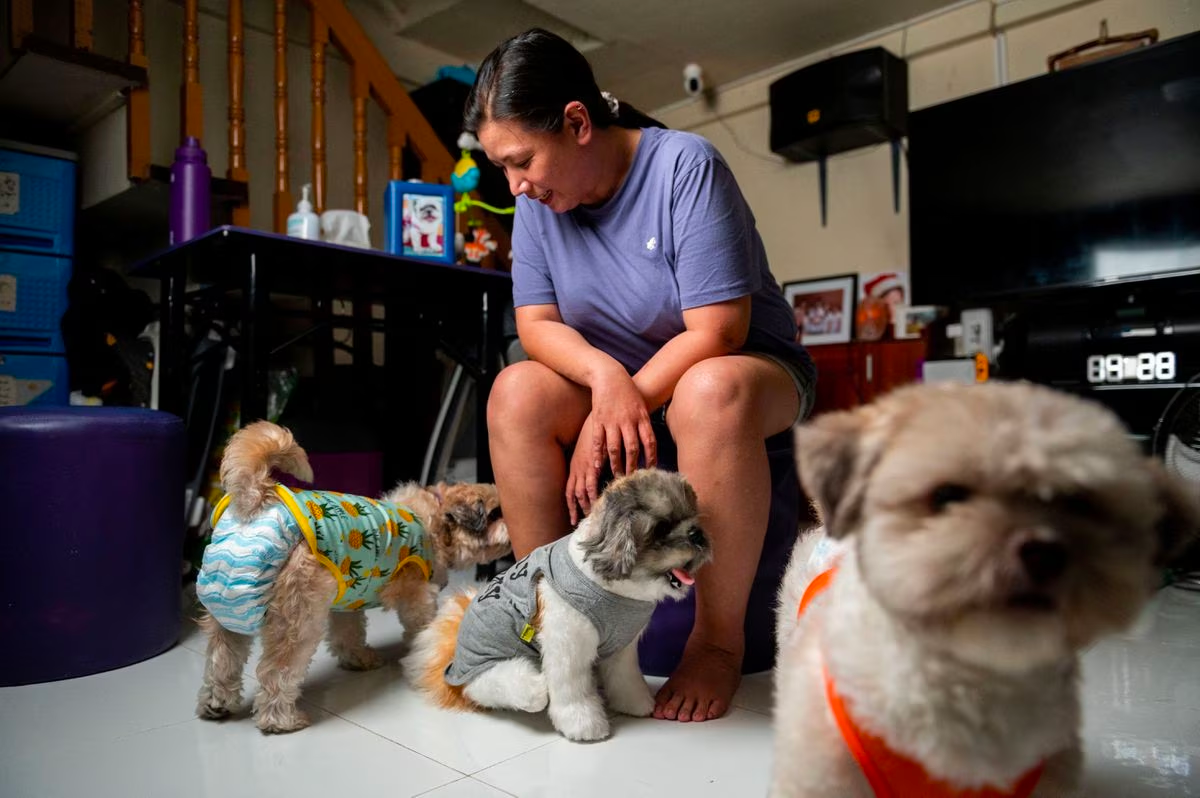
486, 361, 587, 439
669, 357, 798, 442
669, 360, 754, 431
487, 362, 553, 427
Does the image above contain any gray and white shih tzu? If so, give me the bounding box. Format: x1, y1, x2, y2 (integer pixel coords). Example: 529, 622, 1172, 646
404, 468, 711, 742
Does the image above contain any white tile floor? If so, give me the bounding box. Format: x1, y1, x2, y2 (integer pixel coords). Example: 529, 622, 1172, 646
2, 585, 1199, 797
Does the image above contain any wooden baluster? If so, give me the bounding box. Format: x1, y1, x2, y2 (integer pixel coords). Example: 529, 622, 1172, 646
272, 0, 291, 233
387, 116, 402, 182
227, 0, 249, 226
10, 0, 32, 49
72, 0, 93, 50
352, 63, 368, 216
181, 0, 203, 142
127, 0, 151, 180
311, 14, 329, 215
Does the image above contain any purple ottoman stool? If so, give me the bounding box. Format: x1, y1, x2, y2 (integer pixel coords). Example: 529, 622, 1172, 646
637, 428, 801, 676
0, 407, 185, 686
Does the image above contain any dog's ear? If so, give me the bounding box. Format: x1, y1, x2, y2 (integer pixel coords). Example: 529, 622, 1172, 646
580, 483, 641, 579
1146, 457, 1200, 567
794, 409, 875, 539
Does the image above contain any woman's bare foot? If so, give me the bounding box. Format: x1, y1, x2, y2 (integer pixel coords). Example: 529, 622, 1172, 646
652, 634, 743, 722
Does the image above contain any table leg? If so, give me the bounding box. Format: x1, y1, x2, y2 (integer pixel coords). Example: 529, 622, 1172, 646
354, 277, 373, 381
158, 254, 188, 417
240, 252, 269, 423
313, 270, 334, 409
474, 287, 505, 484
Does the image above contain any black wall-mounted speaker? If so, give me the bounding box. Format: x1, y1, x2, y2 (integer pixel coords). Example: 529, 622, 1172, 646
769, 47, 909, 163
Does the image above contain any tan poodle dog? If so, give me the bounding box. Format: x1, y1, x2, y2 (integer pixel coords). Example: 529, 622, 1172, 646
194, 421, 510, 733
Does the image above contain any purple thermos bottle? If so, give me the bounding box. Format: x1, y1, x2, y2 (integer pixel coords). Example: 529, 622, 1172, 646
169, 136, 211, 245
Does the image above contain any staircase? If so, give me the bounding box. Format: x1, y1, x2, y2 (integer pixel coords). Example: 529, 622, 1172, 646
0, 0, 509, 267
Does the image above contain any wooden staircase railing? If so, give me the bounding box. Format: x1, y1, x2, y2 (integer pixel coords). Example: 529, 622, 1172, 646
9, 0, 508, 266
211, 0, 460, 235
127, 0, 150, 181
226, 0, 249, 226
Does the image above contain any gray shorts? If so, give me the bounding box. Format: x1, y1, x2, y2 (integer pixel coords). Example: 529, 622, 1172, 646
745, 351, 816, 424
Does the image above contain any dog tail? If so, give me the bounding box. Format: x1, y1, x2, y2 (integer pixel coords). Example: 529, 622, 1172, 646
219, 420, 314, 520
402, 589, 478, 711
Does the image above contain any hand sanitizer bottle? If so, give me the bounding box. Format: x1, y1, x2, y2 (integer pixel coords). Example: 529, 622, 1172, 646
287, 184, 320, 239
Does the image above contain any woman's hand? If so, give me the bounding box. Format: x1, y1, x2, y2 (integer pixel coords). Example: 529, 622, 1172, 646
566, 414, 600, 525
590, 368, 658, 479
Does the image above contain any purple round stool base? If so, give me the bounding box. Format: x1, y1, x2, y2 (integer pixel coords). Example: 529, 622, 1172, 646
0, 407, 185, 687
637, 429, 800, 677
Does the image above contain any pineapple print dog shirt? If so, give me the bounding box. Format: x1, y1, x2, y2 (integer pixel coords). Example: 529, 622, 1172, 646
197, 485, 433, 634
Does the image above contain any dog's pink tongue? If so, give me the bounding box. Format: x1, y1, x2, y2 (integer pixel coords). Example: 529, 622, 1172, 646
671, 568, 695, 586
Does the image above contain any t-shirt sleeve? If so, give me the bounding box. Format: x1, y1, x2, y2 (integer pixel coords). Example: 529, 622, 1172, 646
510, 198, 558, 308
671, 157, 762, 310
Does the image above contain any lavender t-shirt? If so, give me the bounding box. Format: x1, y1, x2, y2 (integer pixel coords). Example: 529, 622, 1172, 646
511, 127, 813, 382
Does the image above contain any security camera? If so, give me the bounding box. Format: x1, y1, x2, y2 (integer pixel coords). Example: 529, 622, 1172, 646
683, 63, 705, 97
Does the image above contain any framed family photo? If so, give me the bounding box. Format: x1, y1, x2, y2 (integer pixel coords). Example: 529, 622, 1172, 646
384, 180, 456, 264
783, 274, 857, 346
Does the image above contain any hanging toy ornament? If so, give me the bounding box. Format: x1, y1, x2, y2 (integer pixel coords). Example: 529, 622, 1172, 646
451, 148, 481, 194
452, 132, 515, 216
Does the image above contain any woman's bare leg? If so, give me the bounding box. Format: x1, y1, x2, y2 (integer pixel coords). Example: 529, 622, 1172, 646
487, 361, 592, 559
653, 356, 799, 722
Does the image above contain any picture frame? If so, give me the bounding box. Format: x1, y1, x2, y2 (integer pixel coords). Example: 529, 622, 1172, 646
383, 180, 456, 265
894, 304, 943, 340
783, 274, 857, 346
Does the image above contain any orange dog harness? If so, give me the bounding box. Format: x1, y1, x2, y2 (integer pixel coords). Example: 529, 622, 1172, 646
798, 568, 1044, 798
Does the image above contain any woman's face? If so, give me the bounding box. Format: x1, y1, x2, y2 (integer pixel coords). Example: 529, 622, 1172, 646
477, 114, 589, 213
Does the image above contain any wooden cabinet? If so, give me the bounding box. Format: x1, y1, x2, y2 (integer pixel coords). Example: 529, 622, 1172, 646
806, 339, 927, 416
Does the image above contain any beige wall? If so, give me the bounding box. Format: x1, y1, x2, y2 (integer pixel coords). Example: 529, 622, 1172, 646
653, 0, 1200, 287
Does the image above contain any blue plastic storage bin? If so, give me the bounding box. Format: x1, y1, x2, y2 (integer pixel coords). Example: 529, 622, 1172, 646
0, 251, 70, 353
0, 147, 76, 257
0, 351, 69, 406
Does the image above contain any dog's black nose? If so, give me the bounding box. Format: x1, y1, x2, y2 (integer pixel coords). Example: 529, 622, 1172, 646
1018, 539, 1068, 584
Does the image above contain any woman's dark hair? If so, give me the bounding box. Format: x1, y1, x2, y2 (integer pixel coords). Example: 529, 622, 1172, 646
464, 28, 665, 134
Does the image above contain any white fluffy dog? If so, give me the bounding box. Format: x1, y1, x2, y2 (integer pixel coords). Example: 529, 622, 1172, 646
771, 382, 1199, 797
404, 469, 712, 742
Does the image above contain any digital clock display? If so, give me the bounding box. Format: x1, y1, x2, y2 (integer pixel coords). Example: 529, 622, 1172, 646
1086, 352, 1176, 384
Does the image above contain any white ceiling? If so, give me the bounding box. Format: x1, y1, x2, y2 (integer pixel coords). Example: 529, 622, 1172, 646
347, 0, 963, 113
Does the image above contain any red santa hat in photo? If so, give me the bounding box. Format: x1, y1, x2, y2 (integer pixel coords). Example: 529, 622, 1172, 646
863, 272, 904, 299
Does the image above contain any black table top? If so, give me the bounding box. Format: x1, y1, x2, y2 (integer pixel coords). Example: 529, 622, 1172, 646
133, 225, 513, 298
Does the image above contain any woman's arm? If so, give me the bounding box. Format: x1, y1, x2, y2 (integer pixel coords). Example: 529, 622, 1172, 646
516, 304, 656, 516
515, 303, 628, 390
631, 296, 751, 412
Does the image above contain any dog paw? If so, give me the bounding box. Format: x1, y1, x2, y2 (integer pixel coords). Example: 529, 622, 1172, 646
607, 687, 655, 718
256, 707, 312, 734
197, 700, 233, 720
335, 646, 384, 671
550, 699, 611, 742
196, 686, 239, 720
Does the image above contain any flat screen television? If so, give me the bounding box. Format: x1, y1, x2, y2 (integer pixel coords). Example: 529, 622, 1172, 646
909, 32, 1200, 307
